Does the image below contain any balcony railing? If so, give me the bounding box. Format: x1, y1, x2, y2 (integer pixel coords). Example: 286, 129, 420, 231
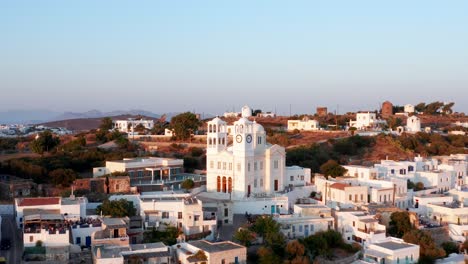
94, 235, 129, 242
357, 228, 385, 234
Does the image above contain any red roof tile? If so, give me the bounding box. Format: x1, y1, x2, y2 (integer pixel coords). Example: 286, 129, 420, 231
330, 183, 348, 190
18, 197, 60, 207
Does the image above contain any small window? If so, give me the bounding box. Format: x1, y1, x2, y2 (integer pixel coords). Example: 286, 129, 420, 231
237, 163, 241, 172
260, 162, 263, 170
178, 212, 182, 219
290, 176, 294, 181
194, 215, 200, 221
162, 212, 169, 219
224, 208, 229, 217
217, 162, 221, 170
210, 161, 214, 169
30, 236, 33, 242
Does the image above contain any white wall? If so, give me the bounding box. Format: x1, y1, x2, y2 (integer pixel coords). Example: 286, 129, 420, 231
232, 198, 288, 215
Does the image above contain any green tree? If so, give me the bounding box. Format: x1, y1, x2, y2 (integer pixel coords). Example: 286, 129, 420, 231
134, 124, 146, 133
441, 241, 458, 256
181, 179, 195, 191
100, 117, 113, 131
257, 246, 281, 264
30, 130, 60, 155
320, 160, 347, 179
169, 112, 201, 140
251, 215, 281, 241
388, 211, 412, 238
49, 168, 77, 187
403, 230, 445, 261
233, 228, 256, 247
190, 147, 204, 157
415, 103, 426, 113
285, 240, 309, 264
425, 101, 445, 115
441, 102, 455, 114
387, 117, 403, 130
187, 250, 208, 264
407, 180, 415, 190
96, 199, 136, 217
143, 225, 180, 246
415, 182, 425, 191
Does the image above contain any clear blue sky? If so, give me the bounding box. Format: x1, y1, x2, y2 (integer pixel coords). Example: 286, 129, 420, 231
1, 0, 467, 115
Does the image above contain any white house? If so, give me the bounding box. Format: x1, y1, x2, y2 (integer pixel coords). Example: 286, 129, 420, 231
364, 237, 419, 264
174, 240, 247, 264
139, 195, 217, 240
205, 117, 311, 200
113, 118, 154, 133
276, 204, 334, 239
315, 177, 368, 209
93, 157, 184, 181
93, 242, 171, 264
406, 116, 421, 133
287, 117, 320, 131
335, 210, 386, 246
349, 112, 378, 130
404, 104, 415, 114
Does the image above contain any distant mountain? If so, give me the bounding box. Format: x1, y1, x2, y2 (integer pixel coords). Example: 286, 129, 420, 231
53, 109, 161, 121
0, 109, 215, 125
0, 109, 59, 124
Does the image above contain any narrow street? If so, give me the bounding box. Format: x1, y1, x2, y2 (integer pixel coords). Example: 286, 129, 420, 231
0, 215, 22, 264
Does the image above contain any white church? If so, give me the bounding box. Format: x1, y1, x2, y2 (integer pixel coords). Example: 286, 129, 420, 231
205, 116, 311, 202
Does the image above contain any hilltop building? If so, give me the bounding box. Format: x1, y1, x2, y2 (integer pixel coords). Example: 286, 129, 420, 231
287, 117, 320, 131
381, 101, 393, 118
113, 118, 154, 133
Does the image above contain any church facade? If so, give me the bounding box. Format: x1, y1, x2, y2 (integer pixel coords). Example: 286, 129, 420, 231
206, 117, 311, 200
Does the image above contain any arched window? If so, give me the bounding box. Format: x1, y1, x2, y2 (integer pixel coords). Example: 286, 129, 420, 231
228, 177, 232, 193
222, 177, 227, 193
217, 176, 221, 192
209, 124, 212, 133
209, 138, 212, 146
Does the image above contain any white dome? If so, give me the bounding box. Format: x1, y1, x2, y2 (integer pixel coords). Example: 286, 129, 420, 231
253, 122, 264, 132
235, 117, 252, 125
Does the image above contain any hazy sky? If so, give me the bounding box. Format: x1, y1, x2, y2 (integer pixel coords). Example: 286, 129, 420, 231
1, 1, 467, 115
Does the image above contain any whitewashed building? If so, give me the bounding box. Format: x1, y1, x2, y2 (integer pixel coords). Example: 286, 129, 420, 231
113, 118, 154, 133
406, 116, 421, 133
276, 204, 334, 239
205, 117, 311, 200
404, 104, 415, 114
364, 237, 419, 264
174, 240, 247, 264
349, 112, 379, 130
335, 210, 386, 246
287, 117, 320, 131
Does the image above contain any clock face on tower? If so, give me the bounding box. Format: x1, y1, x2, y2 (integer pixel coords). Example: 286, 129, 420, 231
236, 134, 243, 143
246, 135, 252, 143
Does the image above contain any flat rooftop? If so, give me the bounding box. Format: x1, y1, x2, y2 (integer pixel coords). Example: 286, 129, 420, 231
375, 241, 416, 251
18, 197, 60, 207
188, 240, 245, 253
102, 217, 127, 228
